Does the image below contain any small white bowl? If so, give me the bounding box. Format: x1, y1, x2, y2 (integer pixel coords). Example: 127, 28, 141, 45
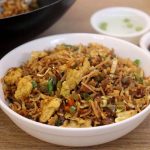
140, 32, 150, 51
90, 7, 150, 44
1, 33, 150, 147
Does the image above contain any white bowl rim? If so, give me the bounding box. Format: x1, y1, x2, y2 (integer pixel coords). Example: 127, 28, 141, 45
0, 33, 150, 133
90, 7, 150, 38
140, 32, 150, 51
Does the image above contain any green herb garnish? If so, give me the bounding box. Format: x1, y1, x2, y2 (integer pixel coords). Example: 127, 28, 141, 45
70, 106, 76, 113
99, 22, 108, 31
134, 59, 140, 66
55, 119, 63, 126
32, 81, 37, 89
123, 18, 130, 23
126, 23, 133, 28
47, 78, 54, 95
135, 26, 143, 32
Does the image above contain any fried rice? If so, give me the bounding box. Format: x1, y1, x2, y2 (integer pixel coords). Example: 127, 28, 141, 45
0, 0, 38, 19
2, 43, 150, 127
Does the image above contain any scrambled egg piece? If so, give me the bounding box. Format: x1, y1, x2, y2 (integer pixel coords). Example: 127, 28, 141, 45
60, 58, 90, 98
90, 48, 99, 57
4, 68, 22, 85
88, 43, 109, 57
60, 69, 82, 98
62, 118, 91, 128
40, 97, 62, 123
14, 76, 32, 100
48, 115, 58, 125
58, 64, 68, 72
29, 51, 47, 63
115, 110, 137, 123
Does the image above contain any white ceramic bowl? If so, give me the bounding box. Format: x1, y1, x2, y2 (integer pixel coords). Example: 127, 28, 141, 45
0, 33, 150, 147
140, 32, 150, 51
90, 7, 150, 44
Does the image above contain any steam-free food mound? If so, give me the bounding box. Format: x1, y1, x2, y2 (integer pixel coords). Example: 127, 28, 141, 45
2, 43, 150, 127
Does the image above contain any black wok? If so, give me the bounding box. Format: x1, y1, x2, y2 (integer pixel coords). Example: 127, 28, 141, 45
0, 0, 75, 58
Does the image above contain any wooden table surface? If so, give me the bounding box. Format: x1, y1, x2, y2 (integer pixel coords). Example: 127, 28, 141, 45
1, 0, 150, 149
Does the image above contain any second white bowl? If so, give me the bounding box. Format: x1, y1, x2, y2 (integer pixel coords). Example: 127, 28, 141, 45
140, 32, 150, 51
91, 7, 150, 44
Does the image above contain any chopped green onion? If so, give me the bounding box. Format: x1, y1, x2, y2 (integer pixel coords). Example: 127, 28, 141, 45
99, 22, 108, 31
47, 78, 54, 95
55, 119, 63, 126
32, 81, 37, 89
70, 106, 76, 113
123, 18, 130, 23
135, 26, 143, 32
126, 23, 133, 28
47, 76, 57, 94
134, 59, 140, 66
